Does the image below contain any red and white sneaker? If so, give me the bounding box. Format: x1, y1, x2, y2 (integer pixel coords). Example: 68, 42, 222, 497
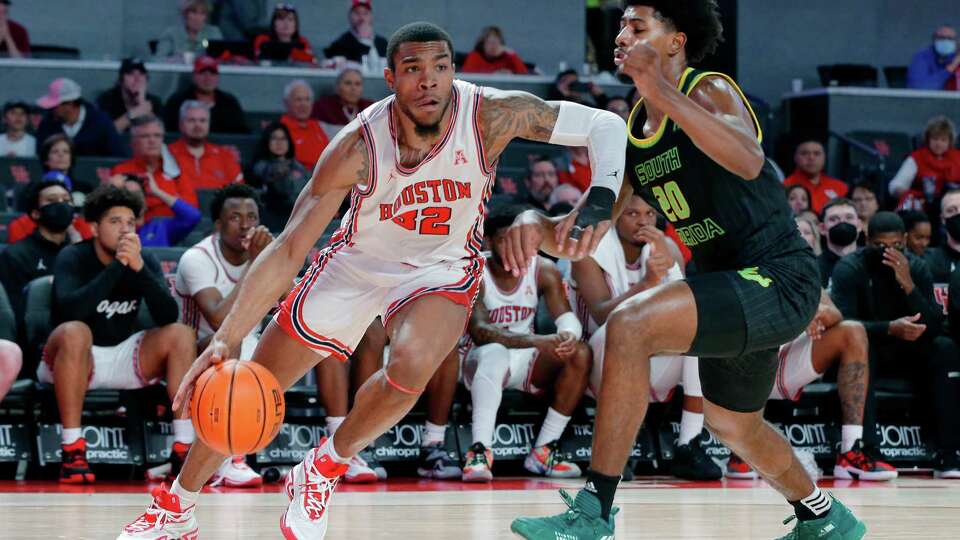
724, 454, 759, 479
523, 440, 582, 478
343, 454, 377, 484
60, 438, 95, 484
834, 440, 898, 481
210, 456, 264, 488
117, 484, 199, 539
145, 441, 192, 482
462, 442, 494, 483
280, 439, 349, 539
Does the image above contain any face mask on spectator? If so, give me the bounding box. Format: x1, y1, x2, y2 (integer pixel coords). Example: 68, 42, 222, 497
935, 39, 957, 57
37, 202, 75, 232
828, 222, 858, 246
945, 214, 960, 241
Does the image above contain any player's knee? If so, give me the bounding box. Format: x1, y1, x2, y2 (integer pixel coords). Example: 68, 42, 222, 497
473, 343, 511, 379
839, 321, 868, 355
568, 342, 592, 373
704, 408, 763, 446
0, 341, 22, 376
54, 321, 93, 349
607, 307, 656, 356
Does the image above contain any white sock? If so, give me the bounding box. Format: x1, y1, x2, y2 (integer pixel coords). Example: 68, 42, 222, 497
423, 421, 446, 447
170, 477, 200, 508
535, 407, 571, 448
798, 486, 832, 517
325, 416, 345, 436
469, 345, 510, 448
172, 419, 196, 444
322, 434, 351, 464
61, 427, 82, 445
841, 424, 863, 453
678, 411, 704, 445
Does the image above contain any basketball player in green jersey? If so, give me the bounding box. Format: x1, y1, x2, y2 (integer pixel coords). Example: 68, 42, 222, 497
505, 2, 867, 539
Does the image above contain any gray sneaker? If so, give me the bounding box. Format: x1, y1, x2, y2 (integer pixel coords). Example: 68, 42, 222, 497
417, 443, 461, 479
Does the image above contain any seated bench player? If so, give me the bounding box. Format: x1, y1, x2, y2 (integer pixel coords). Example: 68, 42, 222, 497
570, 194, 721, 480
38, 185, 196, 483
173, 184, 273, 487
461, 205, 592, 482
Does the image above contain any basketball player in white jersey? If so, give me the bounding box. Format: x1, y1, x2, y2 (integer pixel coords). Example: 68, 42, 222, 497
172, 184, 271, 488
117, 22, 626, 540
570, 194, 721, 481
725, 220, 897, 482
460, 205, 590, 482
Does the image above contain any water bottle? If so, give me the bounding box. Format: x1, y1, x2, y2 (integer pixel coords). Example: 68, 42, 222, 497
261, 465, 292, 483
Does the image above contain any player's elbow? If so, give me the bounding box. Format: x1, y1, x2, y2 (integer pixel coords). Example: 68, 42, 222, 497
737, 147, 765, 180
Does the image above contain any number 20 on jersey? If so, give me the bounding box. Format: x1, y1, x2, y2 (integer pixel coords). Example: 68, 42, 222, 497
651, 180, 690, 222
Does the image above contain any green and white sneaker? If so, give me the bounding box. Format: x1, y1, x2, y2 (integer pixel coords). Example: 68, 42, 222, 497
511, 489, 617, 539
776, 496, 866, 540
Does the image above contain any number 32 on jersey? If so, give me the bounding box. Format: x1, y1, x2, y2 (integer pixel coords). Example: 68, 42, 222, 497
391, 207, 452, 235
651, 180, 690, 222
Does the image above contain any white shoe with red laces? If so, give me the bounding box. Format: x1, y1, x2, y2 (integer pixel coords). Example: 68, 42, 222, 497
834, 440, 898, 481
209, 456, 264, 488
117, 484, 198, 539
281, 440, 349, 539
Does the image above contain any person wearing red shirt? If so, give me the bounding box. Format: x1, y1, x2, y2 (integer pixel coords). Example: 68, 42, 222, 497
168, 100, 243, 191
253, 4, 316, 65
889, 116, 960, 209
783, 139, 849, 214
110, 115, 198, 222
558, 146, 592, 192
461, 26, 529, 75
7, 172, 92, 244
0, 0, 29, 58
279, 79, 329, 170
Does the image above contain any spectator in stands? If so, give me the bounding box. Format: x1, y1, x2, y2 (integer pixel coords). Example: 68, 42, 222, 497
248, 120, 306, 232
900, 210, 932, 258
0, 340, 20, 402
172, 183, 269, 487
122, 174, 201, 247
819, 198, 861, 288
547, 69, 607, 109
155, 0, 224, 60
461, 26, 529, 75
923, 190, 960, 284
907, 25, 960, 91
212, 0, 266, 42
0, 178, 84, 324
0, 0, 29, 58
604, 96, 630, 123
851, 182, 880, 230
0, 101, 34, 157
39, 185, 196, 484
253, 3, 316, 65
311, 68, 373, 131
323, 0, 387, 64
784, 139, 848, 214
35, 78, 126, 158
547, 184, 583, 214
280, 79, 329, 169
168, 101, 243, 191
7, 171, 92, 245
559, 146, 591, 193
111, 115, 199, 222
796, 215, 821, 257
163, 57, 249, 134
831, 211, 960, 478
889, 116, 960, 207
524, 155, 560, 211
40, 133, 73, 177
96, 58, 164, 136
786, 184, 812, 217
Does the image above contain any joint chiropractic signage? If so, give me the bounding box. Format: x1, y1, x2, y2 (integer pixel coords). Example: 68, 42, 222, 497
0, 424, 31, 462
37, 424, 141, 465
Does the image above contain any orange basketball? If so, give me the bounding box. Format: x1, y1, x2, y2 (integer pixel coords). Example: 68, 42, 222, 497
189, 360, 285, 456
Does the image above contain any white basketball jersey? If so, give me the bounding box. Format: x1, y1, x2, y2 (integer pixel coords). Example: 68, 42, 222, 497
331, 79, 495, 267
175, 235, 249, 341
482, 255, 540, 336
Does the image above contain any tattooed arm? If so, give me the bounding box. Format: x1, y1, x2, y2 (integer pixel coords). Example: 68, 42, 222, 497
468, 283, 551, 350
203, 121, 368, 346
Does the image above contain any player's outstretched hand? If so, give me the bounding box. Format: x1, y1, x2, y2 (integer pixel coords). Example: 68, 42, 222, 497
558, 210, 611, 262
499, 210, 546, 277
172, 338, 230, 414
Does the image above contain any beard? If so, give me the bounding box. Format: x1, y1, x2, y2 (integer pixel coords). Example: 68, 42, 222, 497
398, 96, 451, 138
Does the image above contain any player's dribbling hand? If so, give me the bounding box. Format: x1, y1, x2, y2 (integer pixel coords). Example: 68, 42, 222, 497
888, 313, 926, 342
499, 210, 546, 277
620, 41, 666, 97
172, 337, 231, 414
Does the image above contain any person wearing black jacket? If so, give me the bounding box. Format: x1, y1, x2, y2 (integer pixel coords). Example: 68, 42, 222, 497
819, 198, 862, 288
322, 0, 387, 64
37, 185, 197, 484
162, 56, 249, 134
923, 190, 960, 284
831, 211, 960, 478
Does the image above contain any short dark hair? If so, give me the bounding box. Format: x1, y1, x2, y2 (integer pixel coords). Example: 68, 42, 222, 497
898, 210, 929, 232
25, 179, 70, 212
2, 101, 30, 115
850, 182, 876, 196
484, 203, 529, 238
210, 183, 261, 221
868, 211, 905, 237
39, 133, 75, 173
528, 154, 556, 174
386, 22, 455, 71
628, 1, 724, 64
820, 197, 856, 221
83, 184, 144, 223
254, 120, 295, 161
